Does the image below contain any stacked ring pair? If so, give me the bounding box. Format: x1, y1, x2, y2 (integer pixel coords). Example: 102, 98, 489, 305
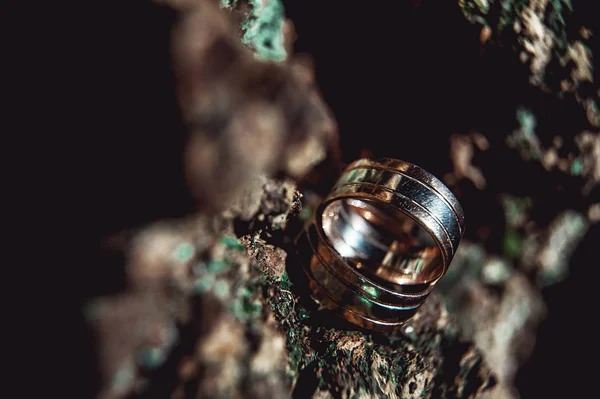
296, 158, 465, 331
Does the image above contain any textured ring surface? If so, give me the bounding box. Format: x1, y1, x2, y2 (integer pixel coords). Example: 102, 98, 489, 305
296, 158, 464, 331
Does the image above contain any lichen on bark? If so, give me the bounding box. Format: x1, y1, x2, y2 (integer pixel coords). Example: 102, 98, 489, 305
460, 0, 599, 128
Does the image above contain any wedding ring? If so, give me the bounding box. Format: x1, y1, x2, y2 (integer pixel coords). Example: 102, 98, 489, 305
296, 158, 464, 331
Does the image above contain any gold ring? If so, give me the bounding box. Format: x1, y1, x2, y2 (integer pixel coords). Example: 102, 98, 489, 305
296, 158, 465, 331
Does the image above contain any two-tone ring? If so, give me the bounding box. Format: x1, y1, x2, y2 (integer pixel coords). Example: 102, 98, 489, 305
296, 158, 464, 331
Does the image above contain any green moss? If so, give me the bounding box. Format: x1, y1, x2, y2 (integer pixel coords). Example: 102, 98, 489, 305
503, 230, 523, 258
207, 260, 229, 273
460, 0, 575, 66
298, 307, 310, 321
516, 107, 536, 136
220, 236, 244, 251
193, 275, 215, 294
241, 0, 287, 62
279, 272, 293, 290
571, 158, 583, 176
219, 0, 237, 7
259, 271, 316, 380
274, 293, 293, 315
507, 107, 542, 160
459, 0, 491, 25
299, 204, 313, 220
214, 279, 231, 299
501, 195, 532, 228
461, 0, 573, 34
547, 0, 573, 51
231, 298, 249, 323
229, 280, 264, 323
312, 333, 403, 396
173, 243, 195, 263
250, 300, 263, 317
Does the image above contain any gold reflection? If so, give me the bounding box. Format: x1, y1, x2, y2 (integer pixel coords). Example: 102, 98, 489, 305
321, 199, 444, 285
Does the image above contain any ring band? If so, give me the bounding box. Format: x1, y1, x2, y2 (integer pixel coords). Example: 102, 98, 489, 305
296, 158, 464, 331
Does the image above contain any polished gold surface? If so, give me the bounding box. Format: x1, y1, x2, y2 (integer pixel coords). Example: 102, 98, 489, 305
296, 158, 464, 331
322, 199, 445, 285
